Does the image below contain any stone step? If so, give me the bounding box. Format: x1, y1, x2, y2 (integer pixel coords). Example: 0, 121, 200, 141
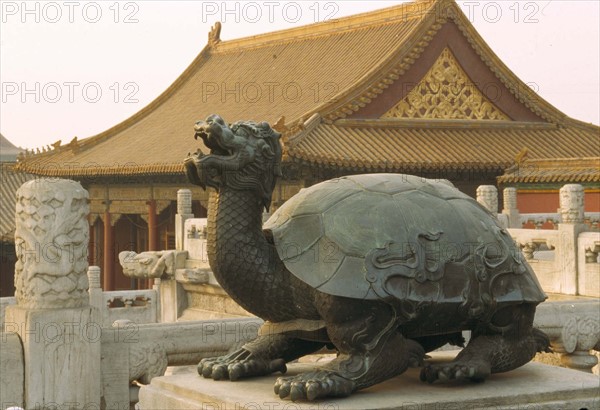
136, 351, 600, 410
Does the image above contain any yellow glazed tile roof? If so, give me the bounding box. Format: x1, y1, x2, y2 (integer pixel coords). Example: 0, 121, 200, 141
16, 1, 432, 176
498, 157, 600, 184
0, 164, 35, 242
15, 0, 600, 177
286, 118, 600, 172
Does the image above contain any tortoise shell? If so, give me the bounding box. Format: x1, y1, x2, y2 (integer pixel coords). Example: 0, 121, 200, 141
264, 174, 545, 311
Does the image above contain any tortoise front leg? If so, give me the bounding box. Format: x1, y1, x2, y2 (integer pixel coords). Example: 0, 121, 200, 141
199, 334, 324, 381
274, 296, 424, 401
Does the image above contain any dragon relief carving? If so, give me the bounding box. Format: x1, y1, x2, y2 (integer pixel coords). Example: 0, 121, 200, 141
14, 179, 90, 308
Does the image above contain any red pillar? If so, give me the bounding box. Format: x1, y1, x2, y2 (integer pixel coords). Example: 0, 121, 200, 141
103, 211, 114, 291
88, 221, 95, 265
147, 200, 159, 251
147, 200, 158, 289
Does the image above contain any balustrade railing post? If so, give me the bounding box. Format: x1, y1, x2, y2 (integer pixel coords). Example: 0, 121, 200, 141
476, 185, 498, 214
502, 187, 521, 228
556, 184, 587, 295
5, 179, 101, 408
176, 189, 194, 251
157, 189, 196, 323
87, 265, 103, 311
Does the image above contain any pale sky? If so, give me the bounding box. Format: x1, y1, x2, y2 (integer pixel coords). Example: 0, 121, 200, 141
1, 0, 599, 150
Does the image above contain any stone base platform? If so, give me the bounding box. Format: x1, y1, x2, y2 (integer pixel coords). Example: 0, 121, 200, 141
137, 352, 599, 410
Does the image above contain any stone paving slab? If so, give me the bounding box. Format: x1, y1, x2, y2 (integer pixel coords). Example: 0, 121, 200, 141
137, 351, 600, 410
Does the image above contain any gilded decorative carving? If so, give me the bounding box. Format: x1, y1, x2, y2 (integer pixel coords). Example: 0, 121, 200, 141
326, 23, 442, 122
92, 200, 142, 215
381, 48, 509, 120
100, 212, 122, 227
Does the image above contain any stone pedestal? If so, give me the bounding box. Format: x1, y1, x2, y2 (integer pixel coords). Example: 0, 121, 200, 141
136, 352, 600, 410
0, 332, 24, 408
5, 306, 101, 408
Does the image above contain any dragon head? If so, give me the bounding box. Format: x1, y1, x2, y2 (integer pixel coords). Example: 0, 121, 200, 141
184, 114, 282, 211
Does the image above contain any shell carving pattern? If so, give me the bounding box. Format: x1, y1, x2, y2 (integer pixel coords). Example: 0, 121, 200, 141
14, 179, 90, 308
365, 231, 445, 285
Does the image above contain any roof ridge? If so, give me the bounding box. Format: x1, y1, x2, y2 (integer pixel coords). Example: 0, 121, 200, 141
304, 6, 443, 122
213, 0, 438, 52
444, 4, 565, 125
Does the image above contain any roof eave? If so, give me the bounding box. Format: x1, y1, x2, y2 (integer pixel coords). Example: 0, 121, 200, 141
17, 163, 186, 178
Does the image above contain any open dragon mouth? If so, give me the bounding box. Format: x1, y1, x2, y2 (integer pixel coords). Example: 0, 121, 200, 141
194, 122, 231, 157
184, 114, 282, 210
185, 114, 248, 190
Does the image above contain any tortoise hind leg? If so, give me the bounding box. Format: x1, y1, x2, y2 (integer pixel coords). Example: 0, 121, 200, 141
274, 296, 425, 401
420, 304, 551, 383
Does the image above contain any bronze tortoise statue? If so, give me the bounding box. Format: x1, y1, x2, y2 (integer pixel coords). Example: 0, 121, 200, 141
184, 114, 550, 401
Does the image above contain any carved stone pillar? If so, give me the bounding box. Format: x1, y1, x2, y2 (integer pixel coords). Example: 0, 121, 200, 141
176, 189, 194, 251
476, 185, 498, 214
177, 189, 192, 214
87, 265, 103, 310
6, 179, 101, 408
557, 184, 586, 294
13, 179, 89, 307
560, 184, 585, 224
502, 187, 521, 228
